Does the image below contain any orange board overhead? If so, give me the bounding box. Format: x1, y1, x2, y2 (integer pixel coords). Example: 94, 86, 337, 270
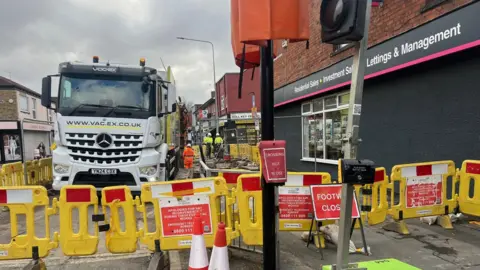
234, 0, 310, 46
230, 0, 309, 68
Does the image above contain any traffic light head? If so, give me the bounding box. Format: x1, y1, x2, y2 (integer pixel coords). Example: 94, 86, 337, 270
320, 0, 368, 45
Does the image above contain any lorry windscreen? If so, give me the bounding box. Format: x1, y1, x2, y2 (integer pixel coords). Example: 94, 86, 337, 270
57, 74, 155, 118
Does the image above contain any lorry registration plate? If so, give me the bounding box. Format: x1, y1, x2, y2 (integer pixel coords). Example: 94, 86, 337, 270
90, 169, 118, 175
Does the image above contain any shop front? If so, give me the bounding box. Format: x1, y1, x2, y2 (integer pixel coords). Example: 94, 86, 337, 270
274, 2, 480, 178
0, 121, 23, 164
23, 122, 53, 160
225, 112, 261, 145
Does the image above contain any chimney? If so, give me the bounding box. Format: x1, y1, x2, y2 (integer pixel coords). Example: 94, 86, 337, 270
211, 91, 215, 99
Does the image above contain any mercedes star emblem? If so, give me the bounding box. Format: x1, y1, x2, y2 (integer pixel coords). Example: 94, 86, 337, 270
96, 133, 113, 148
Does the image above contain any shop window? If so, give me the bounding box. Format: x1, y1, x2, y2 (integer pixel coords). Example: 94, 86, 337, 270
19, 94, 28, 112
301, 92, 349, 162
32, 98, 37, 119
302, 114, 324, 159
301, 103, 311, 114
2, 134, 22, 162
422, 0, 449, 13
312, 98, 323, 112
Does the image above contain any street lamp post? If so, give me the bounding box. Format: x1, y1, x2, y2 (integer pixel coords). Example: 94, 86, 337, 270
177, 37, 219, 134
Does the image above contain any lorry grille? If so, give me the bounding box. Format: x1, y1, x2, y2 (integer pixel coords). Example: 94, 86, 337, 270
65, 132, 143, 165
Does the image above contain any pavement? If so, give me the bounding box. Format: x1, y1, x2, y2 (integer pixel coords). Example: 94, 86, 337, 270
0, 167, 480, 269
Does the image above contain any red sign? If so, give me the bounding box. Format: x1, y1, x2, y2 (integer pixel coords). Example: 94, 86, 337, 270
259, 140, 287, 184
406, 175, 442, 208
279, 187, 313, 220
310, 184, 360, 221
159, 196, 213, 237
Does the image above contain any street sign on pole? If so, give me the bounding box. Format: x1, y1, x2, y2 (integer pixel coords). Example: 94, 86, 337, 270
336, 0, 373, 269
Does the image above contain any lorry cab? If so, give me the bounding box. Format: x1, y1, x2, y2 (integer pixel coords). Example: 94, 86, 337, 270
41, 56, 177, 193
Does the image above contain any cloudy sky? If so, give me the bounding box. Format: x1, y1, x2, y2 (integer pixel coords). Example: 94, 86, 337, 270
0, 0, 239, 104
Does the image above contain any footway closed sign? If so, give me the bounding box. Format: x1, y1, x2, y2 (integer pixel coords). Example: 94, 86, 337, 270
310, 184, 360, 221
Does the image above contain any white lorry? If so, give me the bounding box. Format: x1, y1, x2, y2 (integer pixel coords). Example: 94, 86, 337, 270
41, 56, 179, 194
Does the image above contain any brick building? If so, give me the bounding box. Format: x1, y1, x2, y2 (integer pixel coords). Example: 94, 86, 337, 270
273, 0, 479, 177
216, 69, 261, 145
0, 76, 56, 163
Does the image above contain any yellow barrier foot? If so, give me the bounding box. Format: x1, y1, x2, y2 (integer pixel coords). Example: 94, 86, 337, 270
382, 220, 410, 235
313, 232, 326, 249
437, 215, 453, 229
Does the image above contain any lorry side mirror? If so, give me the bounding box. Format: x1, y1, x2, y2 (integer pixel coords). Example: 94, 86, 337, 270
41, 76, 52, 108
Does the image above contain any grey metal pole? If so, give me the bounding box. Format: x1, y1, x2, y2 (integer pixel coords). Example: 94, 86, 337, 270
21, 119, 26, 185
210, 42, 220, 134
336, 0, 372, 269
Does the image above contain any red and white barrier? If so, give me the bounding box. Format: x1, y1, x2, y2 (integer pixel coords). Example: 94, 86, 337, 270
209, 222, 229, 270
188, 212, 209, 270
151, 180, 216, 198
0, 189, 33, 204
400, 163, 448, 177
284, 174, 323, 186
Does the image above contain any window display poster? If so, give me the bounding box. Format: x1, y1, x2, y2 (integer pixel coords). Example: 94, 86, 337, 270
3, 134, 22, 161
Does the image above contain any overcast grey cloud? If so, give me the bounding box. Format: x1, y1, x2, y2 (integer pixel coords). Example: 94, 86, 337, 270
0, 0, 239, 104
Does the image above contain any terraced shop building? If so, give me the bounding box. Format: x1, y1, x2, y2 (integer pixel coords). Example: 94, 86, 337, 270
273, 0, 479, 178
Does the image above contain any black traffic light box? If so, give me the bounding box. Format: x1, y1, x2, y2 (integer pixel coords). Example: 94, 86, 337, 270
320, 0, 368, 45
339, 159, 376, 185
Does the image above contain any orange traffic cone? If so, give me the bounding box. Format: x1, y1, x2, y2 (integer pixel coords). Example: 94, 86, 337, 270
208, 222, 229, 270
188, 212, 209, 270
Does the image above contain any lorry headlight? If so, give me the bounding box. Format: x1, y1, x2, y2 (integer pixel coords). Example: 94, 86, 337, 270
148, 177, 159, 182
54, 164, 69, 174
140, 166, 157, 176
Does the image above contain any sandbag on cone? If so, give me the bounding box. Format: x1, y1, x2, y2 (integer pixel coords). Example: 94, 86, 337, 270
189, 212, 209, 270
209, 222, 229, 270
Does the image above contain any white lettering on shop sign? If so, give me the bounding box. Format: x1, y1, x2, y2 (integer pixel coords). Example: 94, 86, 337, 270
294, 23, 463, 90
294, 79, 320, 93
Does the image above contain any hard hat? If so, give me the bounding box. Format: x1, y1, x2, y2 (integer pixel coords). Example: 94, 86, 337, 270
208, 133, 212, 136
216, 133, 220, 136
187, 143, 191, 147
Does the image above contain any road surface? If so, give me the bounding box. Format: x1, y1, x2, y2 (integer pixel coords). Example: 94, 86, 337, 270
0, 168, 480, 269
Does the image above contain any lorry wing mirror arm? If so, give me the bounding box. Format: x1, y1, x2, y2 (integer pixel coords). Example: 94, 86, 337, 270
41, 76, 52, 109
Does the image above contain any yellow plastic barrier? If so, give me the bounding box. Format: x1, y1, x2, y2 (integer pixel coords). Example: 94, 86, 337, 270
229, 145, 239, 159
353, 167, 389, 226
1, 158, 52, 188
239, 144, 252, 159
218, 170, 252, 190
38, 158, 53, 185
457, 160, 480, 217
251, 146, 260, 163
58, 185, 100, 256
139, 177, 236, 251
233, 174, 263, 245
278, 172, 333, 231
385, 161, 457, 234
0, 186, 58, 260
101, 186, 139, 253
1, 162, 24, 186
25, 161, 40, 185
